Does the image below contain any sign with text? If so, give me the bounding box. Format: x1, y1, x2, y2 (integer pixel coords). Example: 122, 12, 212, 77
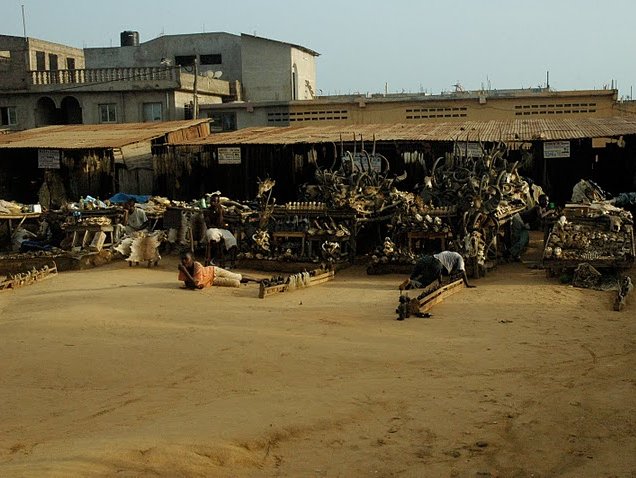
38, 149, 61, 169
454, 142, 484, 158
543, 141, 571, 159
218, 147, 241, 165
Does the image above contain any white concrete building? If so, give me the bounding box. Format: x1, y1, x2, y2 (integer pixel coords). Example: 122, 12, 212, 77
0, 31, 318, 131
85, 32, 319, 104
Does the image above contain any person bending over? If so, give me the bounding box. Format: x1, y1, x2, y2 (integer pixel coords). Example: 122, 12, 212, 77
403, 250, 475, 290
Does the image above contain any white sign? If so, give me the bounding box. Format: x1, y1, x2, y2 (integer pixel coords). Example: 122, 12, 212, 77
454, 142, 484, 158
38, 149, 60, 169
218, 147, 241, 165
544, 141, 570, 159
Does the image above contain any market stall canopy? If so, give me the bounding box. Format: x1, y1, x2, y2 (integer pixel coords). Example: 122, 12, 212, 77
176, 116, 636, 145
0, 119, 211, 150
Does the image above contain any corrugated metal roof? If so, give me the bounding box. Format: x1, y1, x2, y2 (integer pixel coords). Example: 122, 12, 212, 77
0, 119, 210, 150
177, 117, 636, 146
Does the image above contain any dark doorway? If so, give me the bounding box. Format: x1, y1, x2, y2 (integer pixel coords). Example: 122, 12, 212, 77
60, 96, 82, 124
35, 96, 59, 126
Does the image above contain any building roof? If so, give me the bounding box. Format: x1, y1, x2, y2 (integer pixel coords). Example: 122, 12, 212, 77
240, 33, 320, 57
202, 89, 617, 110
177, 116, 636, 146
0, 120, 210, 150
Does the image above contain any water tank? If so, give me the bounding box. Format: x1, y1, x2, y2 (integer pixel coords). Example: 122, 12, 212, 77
120, 31, 139, 47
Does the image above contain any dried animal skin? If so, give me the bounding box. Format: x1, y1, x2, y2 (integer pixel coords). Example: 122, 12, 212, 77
126, 232, 163, 263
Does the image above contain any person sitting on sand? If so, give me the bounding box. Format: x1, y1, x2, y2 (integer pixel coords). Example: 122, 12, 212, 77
401, 251, 475, 290
178, 251, 260, 289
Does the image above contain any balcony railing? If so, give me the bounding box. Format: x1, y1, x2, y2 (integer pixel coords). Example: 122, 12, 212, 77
29, 67, 179, 86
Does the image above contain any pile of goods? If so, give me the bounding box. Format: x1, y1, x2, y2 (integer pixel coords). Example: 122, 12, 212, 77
258, 266, 334, 298
543, 203, 634, 270
422, 143, 531, 264
369, 237, 416, 267
0, 200, 27, 215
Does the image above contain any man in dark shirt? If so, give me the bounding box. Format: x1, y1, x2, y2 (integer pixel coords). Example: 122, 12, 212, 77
403, 251, 475, 289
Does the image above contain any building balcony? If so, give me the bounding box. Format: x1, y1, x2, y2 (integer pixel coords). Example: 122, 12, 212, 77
30, 66, 179, 86
25, 67, 230, 96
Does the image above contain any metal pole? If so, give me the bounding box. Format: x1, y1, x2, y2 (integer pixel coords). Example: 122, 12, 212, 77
193, 58, 199, 119
21, 5, 27, 37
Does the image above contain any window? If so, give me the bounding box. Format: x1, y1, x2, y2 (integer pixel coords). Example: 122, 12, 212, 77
0, 51, 9, 72
35, 51, 45, 71
174, 55, 196, 66
0, 107, 17, 126
48, 54, 58, 71
66, 57, 75, 70
143, 102, 163, 122
267, 109, 349, 124
208, 112, 236, 132
98, 104, 117, 123
200, 54, 222, 65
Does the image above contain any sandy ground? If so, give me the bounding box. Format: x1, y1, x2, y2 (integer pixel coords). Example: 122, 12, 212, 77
0, 241, 635, 477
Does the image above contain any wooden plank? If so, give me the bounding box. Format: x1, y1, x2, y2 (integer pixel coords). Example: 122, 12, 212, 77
259, 283, 288, 298
0, 261, 58, 290
418, 279, 465, 312
258, 268, 335, 299
308, 270, 334, 284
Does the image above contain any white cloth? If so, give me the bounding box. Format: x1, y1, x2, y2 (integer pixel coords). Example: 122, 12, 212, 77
212, 266, 242, 287
127, 207, 148, 230
433, 251, 465, 273
205, 228, 237, 250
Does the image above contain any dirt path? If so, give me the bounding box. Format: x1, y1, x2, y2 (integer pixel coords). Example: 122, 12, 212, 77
0, 256, 634, 477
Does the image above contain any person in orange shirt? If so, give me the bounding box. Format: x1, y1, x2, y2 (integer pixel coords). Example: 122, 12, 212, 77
178, 251, 259, 289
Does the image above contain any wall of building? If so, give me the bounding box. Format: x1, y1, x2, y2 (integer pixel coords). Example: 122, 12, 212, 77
0, 35, 30, 90
291, 47, 317, 100
615, 100, 636, 117
78, 91, 176, 124
205, 89, 618, 129
27, 37, 85, 71
241, 35, 293, 102
174, 90, 223, 120
0, 71, 229, 129
0, 35, 85, 92
0, 89, 201, 129
291, 90, 617, 125
84, 33, 243, 84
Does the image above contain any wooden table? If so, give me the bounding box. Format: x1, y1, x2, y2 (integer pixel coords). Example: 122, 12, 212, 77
0, 213, 42, 236
64, 224, 114, 251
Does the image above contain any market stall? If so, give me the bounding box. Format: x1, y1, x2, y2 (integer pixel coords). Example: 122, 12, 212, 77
543, 203, 634, 276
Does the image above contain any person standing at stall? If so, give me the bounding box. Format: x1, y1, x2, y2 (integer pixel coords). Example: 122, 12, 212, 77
204, 193, 237, 266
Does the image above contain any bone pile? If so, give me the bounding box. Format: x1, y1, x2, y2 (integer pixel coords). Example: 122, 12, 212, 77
544, 209, 634, 263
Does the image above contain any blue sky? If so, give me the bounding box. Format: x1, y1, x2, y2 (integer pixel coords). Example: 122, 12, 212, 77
2, 0, 634, 97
